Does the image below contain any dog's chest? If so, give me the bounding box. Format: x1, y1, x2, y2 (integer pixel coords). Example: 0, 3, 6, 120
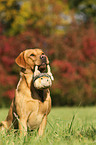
27, 112, 43, 130
38, 100, 49, 114
27, 100, 50, 130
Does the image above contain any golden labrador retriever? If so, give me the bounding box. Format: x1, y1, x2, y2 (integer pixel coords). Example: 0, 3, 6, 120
0, 48, 53, 136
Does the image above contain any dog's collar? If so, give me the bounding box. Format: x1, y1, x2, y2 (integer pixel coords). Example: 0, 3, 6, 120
33, 73, 51, 83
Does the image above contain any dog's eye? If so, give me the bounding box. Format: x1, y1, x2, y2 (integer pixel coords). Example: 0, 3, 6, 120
30, 54, 35, 56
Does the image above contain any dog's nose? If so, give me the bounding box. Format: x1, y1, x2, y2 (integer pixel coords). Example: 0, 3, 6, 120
40, 55, 46, 63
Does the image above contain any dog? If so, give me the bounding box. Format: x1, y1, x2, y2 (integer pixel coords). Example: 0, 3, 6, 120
0, 48, 54, 136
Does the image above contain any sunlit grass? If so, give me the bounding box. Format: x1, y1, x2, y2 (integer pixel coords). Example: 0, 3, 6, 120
0, 107, 96, 145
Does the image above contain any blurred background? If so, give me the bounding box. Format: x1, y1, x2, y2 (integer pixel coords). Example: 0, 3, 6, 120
0, 0, 96, 107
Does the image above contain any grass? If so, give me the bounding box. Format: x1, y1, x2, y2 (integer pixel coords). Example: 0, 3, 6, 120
0, 107, 96, 145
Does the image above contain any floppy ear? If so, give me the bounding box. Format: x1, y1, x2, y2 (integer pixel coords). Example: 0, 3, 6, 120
15, 51, 26, 68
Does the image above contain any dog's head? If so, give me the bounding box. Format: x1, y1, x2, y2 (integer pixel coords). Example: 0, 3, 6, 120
15, 48, 49, 72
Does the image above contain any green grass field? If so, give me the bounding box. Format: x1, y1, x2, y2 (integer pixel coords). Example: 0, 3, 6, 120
0, 107, 96, 145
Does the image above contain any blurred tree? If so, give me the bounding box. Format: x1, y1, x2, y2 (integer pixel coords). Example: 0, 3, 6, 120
68, 0, 96, 23
0, 0, 31, 35
0, 0, 71, 36
50, 22, 96, 106
78, 0, 96, 22
28, 0, 71, 36
0, 0, 20, 34
68, 0, 83, 9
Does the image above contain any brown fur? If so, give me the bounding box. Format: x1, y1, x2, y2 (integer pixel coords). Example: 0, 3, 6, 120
0, 49, 51, 136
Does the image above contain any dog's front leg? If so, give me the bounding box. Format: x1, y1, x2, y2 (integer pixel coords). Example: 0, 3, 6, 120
38, 115, 47, 136
13, 112, 27, 135
18, 118, 27, 136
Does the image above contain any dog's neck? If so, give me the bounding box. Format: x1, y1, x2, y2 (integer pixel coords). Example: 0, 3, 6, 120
21, 68, 34, 74
18, 68, 34, 89
18, 68, 49, 102
35, 89, 47, 102
31, 84, 48, 102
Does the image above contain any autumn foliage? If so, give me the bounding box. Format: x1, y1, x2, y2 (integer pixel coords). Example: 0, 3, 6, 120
50, 23, 96, 106
0, 29, 49, 106
0, 21, 96, 107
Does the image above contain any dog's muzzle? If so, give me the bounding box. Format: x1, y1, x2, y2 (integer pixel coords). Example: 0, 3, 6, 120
40, 55, 47, 64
